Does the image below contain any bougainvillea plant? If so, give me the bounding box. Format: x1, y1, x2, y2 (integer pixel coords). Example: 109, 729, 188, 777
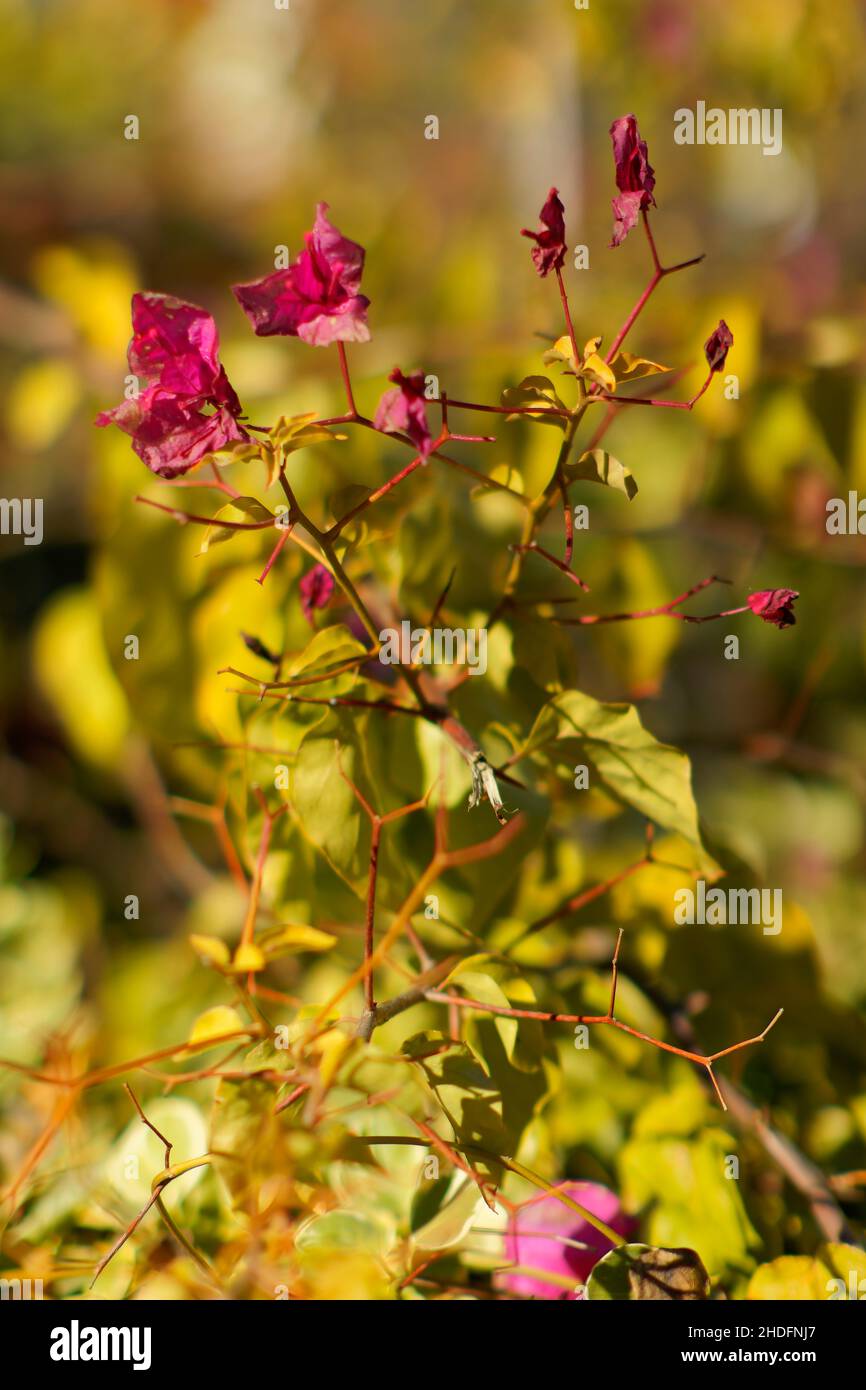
10, 115, 842, 1305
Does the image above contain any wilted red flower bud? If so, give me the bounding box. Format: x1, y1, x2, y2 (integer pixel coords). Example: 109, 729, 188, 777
747, 588, 799, 628
520, 187, 567, 277
373, 368, 432, 458
233, 203, 370, 347
95, 293, 250, 478
704, 319, 734, 373
497, 1182, 632, 1301
299, 563, 335, 623
609, 114, 656, 248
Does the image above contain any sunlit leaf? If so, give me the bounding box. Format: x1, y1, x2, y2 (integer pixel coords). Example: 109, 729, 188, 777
610, 351, 672, 382
501, 375, 568, 428
231, 942, 266, 973
188, 934, 231, 968
586, 1244, 710, 1300
567, 448, 638, 499
527, 690, 703, 848
259, 923, 338, 957
187, 1005, 246, 1050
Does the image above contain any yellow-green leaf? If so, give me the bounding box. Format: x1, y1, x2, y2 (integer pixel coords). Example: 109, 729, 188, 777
568, 448, 638, 500
272, 413, 346, 457
501, 375, 568, 427
285, 623, 366, 680
231, 942, 266, 973
259, 923, 338, 957
188, 934, 231, 968
225, 496, 275, 521
186, 1005, 246, 1050
581, 352, 617, 393
611, 351, 672, 382
200, 497, 274, 553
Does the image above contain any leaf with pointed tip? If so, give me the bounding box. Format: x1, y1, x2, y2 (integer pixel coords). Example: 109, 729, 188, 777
259, 923, 338, 957
611, 351, 673, 382
285, 623, 367, 680
567, 449, 638, 500
541, 335, 576, 369
525, 689, 703, 850
580, 353, 617, 393
199, 496, 275, 553
272, 413, 347, 457
501, 375, 568, 428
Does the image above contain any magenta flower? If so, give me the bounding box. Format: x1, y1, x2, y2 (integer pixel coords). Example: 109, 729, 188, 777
498, 1181, 631, 1300
520, 187, 567, 277
373, 368, 433, 458
233, 203, 370, 347
609, 114, 656, 248
299, 563, 335, 623
704, 320, 734, 373
747, 588, 799, 629
95, 293, 249, 479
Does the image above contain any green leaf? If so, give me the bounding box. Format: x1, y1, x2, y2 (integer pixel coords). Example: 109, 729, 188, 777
586, 1244, 710, 1300
291, 734, 368, 887
748, 1245, 866, 1300
567, 448, 638, 500
619, 1130, 759, 1275
411, 1178, 481, 1251
531, 690, 702, 847
410, 1173, 453, 1233
403, 1033, 508, 1173
105, 1098, 208, 1215
501, 375, 568, 427
747, 1256, 831, 1301
210, 1077, 287, 1205
295, 1210, 392, 1256
285, 623, 366, 680
224, 496, 275, 521
450, 969, 518, 1060
199, 497, 274, 552
271, 413, 346, 457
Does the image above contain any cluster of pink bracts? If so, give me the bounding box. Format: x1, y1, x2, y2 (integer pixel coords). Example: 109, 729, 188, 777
92, 122, 799, 1284
96, 114, 795, 630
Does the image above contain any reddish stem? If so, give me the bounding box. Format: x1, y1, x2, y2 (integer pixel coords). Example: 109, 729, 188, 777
599, 372, 714, 411
555, 267, 580, 363
364, 824, 381, 1010
510, 542, 589, 591
327, 437, 444, 538
336, 341, 358, 417
538, 575, 752, 627
605, 211, 705, 364
559, 472, 574, 567
434, 398, 570, 420
256, 523, 293, 585
136, 496, 274, 532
